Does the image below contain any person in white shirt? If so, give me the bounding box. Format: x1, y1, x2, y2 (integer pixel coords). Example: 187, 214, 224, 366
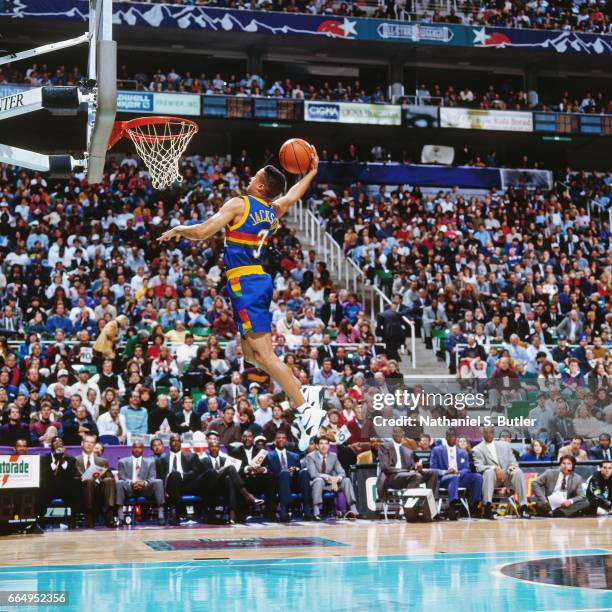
254, 394, 274, 428
176, 334, 199, 373
69, 369, 100, 407
96, 402, 127, 443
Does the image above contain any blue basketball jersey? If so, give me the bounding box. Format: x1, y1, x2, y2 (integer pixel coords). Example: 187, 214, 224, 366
224, 194, 279, 274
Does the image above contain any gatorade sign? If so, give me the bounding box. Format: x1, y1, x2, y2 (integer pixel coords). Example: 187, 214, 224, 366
0, 455, 40, 488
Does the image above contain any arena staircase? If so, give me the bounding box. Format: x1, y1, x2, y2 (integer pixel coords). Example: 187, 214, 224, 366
288, 202, 448, 378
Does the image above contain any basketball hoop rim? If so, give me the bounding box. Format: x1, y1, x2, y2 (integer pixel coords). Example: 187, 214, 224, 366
108, 116, 199, 149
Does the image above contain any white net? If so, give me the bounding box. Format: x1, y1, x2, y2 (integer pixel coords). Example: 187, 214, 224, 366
125, 119, 198, 190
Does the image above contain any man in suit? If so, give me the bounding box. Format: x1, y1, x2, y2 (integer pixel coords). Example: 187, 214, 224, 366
115, 441, 165, 525
157, 433, 207, 525
558, 436, 589, 462
352, 344, 371, 376
303, 349, 320, 380
556, 310, 583, 343
201, 439, 263, 523
532, 456, 589, 517
473, 426, 530, 519
317, 334, 336, 364
306, 436, 359, 520
268, 430, 313, 521
39, 436, 79, 529
219, 371, 247, 406
75, 432, 116, 527
588, 433, 612, 461
229, 430, 276, 520
376, 303, 408, 361
377, 427, 439, 503
174, 396, 201, 434
331, 346, 350, 373
319, 293, 344, 329
422, 300, 448, 349
430, 428, 483, 519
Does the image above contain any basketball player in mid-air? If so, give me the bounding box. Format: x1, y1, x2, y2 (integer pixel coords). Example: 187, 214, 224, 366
158, 145, 324, 448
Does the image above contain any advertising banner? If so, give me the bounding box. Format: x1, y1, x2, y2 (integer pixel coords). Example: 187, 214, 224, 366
153, 92, 200, 117
440, 107, 533, 132
0, 455, 40, 489
3, 1, 611, 56
305, 101, 401, 125
117, 91, 154, 113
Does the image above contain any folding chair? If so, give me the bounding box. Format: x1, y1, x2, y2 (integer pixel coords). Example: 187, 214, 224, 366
437, 487, 471, 518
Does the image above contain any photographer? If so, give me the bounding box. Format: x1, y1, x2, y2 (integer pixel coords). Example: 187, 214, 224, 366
39, 436, 80, 529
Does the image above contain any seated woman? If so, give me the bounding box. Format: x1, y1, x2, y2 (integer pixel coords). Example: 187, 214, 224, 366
520, 439, 552, 462
238, 404, 263, 438
150, 345, 181, 391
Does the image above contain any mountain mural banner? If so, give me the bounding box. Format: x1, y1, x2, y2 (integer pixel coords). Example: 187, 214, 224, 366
2, 0, 611, 55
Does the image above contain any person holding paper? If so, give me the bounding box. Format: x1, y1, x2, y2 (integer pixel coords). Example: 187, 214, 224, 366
229, 430, 276, 521
75, 432, 116, 528
531, 455, 590, 517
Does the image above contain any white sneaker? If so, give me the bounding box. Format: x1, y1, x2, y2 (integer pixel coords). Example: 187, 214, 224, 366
293, 405, 327, 451
299, 385, 323, 412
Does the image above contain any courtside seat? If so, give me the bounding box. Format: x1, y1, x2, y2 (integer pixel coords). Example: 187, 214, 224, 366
180, 494, 203, 519
493, 487, 518, 516
438, 487, 470, 518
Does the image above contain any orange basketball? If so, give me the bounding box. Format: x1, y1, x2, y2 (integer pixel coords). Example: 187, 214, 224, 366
279, 138, 313, 174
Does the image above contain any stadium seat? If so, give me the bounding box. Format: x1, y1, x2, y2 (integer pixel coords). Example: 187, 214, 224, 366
99, 435, 121, 445
507, 401, 532, 419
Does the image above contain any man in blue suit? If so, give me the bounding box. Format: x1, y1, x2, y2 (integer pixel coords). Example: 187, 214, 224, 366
588, 433, 611, 462
268, 430, 313, 522
430, 428, 483, 520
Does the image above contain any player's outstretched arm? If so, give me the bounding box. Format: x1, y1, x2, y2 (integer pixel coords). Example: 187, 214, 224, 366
274, 145, 319, 218
157, 197, 245, 243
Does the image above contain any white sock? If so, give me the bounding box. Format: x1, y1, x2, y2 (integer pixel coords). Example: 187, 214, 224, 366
296, 402, 309, 414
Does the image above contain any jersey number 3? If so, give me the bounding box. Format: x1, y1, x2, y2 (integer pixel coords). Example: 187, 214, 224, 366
254, 229, 269, 258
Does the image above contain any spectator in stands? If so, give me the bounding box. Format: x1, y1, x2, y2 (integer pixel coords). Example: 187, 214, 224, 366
0, 405, 29, 445
120, 391, 148, 435
62, 404, 98, 446
206, 405, 241, 445
473, 425, 530, 519
220, 371, 246, 406
557, 435, 589, 462
519, 439, 552, 461
148, 394, 178, 435
97, 401, 127, 443
262, 404, 292, 442
588, 433, 612, 461
175, 396, 200, 434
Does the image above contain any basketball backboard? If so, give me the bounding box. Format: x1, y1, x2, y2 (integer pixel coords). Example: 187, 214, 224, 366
0, 0, 116, 182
